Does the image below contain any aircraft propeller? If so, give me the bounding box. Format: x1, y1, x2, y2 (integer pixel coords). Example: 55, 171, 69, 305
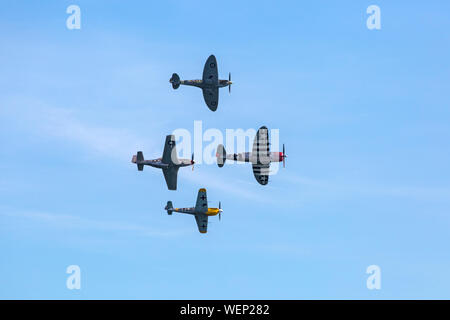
219, 201, 222, 221
228, 72, 232, 93
191, 153, 195, 171
283, 144, 287, 168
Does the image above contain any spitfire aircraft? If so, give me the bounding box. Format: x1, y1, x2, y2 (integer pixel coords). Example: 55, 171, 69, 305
169, 54, 232, 111
216, 126, 287, 185
131, 135, 194, 190
165, 188, 223, 234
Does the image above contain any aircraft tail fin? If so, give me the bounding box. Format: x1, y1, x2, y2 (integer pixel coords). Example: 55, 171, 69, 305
170, 73, 181, 89
165, 201, 174, 215
216, 144, 226, 168
132, 152, 144, 171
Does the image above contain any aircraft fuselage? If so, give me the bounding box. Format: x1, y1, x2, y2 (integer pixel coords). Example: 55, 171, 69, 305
172, 207, 221, 216
180, 79, 230, 89
132, 157, 192, 169
225, 151, 284, 164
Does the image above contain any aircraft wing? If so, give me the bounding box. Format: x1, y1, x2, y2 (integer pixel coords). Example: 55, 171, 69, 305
202, 88, 219, 111
194, 214, 208, 234
162, 135, 178, 165
162, 167, 179, 190
252, 163, 270, 185
202, 55, 218, 83
252, 126, 270, 185
194, 188, 208, 213
252, 126, 270, 164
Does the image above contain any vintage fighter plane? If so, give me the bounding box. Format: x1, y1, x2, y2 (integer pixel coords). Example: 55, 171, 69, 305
216, 126, 287, 185
169, 54, 232, 111
131, 135, 194, 191
165, 188, 223, 234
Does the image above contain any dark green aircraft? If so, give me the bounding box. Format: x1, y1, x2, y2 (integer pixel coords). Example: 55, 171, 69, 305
169, 55, 232, 111
131, 135, 194, 191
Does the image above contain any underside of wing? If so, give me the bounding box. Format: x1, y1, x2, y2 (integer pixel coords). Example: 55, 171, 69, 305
202, 88, 219, 111
202, 55, 218, 83
194, 188, 208, 213
252, 126, 270, 165
162, 167, 179, 190
162, 135, 178, 165
195, 214, 208, 234
251, 126, 270, 185
252, 163, 270, 185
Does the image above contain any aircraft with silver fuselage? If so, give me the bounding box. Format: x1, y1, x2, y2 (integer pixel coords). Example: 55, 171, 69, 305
216, 126, 287, 185
169, 54, 232, 111
131, 135, 194, 191
165, 188, 222, 234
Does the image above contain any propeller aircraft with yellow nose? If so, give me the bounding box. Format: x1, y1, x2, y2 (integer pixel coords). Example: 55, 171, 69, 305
165, 188, 223, 234
169, 54, 232, 111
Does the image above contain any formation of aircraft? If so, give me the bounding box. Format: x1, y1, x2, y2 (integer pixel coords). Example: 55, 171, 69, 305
216, 126, 287, 185
132, 55, 286, 233
131, 135, 194, 191
165, 188, 222, 234
169, 55, 232, 111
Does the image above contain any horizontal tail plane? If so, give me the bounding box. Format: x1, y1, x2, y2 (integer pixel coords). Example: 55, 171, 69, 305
216, 144, 226, 167
170, 73, 181, 89
165, 201, 173, 215
131, 151, 144, 171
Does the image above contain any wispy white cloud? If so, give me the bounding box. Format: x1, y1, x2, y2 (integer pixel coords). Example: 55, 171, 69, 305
1, 209, 186, 238
180, 168, 278, 203
1, 98, 155, 162
39, 108, 142, 160
280, 174, 450, 201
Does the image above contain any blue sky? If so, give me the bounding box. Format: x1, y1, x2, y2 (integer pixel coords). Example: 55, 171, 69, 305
1, 0, 449, 299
